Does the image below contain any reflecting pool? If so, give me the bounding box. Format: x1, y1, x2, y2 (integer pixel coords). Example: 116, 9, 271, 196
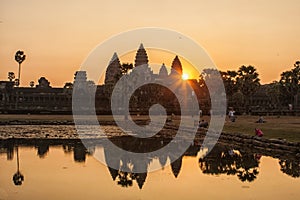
0, 139, 299, 200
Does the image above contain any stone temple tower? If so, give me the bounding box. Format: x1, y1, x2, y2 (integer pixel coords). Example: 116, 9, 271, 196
170, 55, 183, 77
130, 43, 153, 82
158, 63, 168, 79
105, 52, 122, 86
134, 43, 149, 67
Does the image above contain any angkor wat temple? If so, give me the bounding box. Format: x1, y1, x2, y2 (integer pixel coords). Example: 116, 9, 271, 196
0, 44, 207, 114
0, 44, 298, 115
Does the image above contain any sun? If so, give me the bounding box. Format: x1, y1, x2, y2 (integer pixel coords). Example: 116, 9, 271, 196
182, 73, 189, 80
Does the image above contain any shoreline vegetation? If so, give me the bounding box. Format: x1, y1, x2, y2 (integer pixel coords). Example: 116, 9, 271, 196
0, 114, 299, 142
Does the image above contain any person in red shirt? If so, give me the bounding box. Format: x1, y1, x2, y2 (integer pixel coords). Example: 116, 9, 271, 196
255, 128, 263, 137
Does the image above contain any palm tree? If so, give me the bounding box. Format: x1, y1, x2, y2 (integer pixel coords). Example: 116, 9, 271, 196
29, 81, 35, 88
279, 159, 300, 178
280, 61, 300, 109
266, 81, 283, 114
120, 63, 133, 120
15, 50, 26, 87
200, 68, 224, 96
14, 50, 26, 109
237, 65, 260, 113
13, 146, 24, 186
63, 82, 73, 89
120, 63, 133, 75
8, 72, 15, 82
221, 70, 238, 97
117, 171, 133, 187
220, 70, 238, 107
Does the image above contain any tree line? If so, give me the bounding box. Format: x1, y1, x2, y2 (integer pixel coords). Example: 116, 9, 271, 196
5, 49, 300, 114
199, 61, 300, 113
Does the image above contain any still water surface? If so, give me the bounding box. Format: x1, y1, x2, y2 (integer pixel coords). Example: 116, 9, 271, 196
0, 139, 299, 200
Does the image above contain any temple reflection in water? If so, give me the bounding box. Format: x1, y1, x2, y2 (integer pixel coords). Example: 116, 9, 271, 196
0, 138, 299, 189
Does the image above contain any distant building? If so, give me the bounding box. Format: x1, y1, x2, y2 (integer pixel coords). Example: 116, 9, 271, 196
0, 77, 72, 113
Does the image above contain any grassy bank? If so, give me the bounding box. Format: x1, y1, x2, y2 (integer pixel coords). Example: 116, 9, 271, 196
221, 115, 300, 142
0, 114, 299, 142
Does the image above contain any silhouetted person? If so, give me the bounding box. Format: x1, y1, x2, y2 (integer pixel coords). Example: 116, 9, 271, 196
228, 110, 235, 122
199, 120, 208, 128
256, 116, 266, 123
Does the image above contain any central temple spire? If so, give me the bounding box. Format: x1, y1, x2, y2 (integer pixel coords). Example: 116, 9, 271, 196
134, 43, 149, 67
139, 43, 144, 50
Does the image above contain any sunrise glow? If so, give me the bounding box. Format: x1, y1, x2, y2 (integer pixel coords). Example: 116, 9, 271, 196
182, 73, 189, 80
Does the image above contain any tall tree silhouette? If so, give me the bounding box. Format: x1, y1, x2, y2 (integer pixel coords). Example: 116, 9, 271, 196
119, 63, 133, 120
266, 81, 283, 113
221, 70, 238, 97
199, 147, 260, 182
13, 146, 24, 186
117, 171, 133, 187
15, 50, 26, 87
29, 81, 35, 88
279, 159, 300, 178
236, 153, 259, 182
8, 72, 15, 82
120, 63, 133, 75
237, 65, 260, 113
280, 61, 300, 109
221, 70, 238, 107
200, 68, 224, 96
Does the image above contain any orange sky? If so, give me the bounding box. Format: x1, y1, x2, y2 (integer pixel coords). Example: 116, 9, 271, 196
1, 0, 300, 86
